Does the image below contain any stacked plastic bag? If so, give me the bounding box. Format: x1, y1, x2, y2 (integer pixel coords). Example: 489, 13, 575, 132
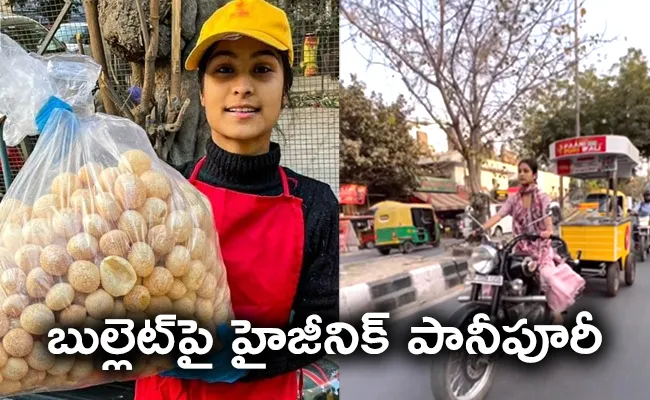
0, 33, 233, 396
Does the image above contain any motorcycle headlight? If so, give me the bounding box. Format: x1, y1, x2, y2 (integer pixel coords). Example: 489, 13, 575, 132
469, 245, 498, 274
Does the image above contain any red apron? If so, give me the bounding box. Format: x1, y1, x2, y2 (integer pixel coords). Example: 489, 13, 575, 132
135, 157, 305, 400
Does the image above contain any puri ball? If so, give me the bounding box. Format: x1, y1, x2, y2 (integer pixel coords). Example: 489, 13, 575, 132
26, 268, 54, 299
32, 194, 62, 219
14, 245, 42, 274
165, 246, 190, 277
98, 167, 121, 193
40, 245, 72, 276
0, 313, 9, 339
95, 192, 123, 222
67, 233, 98, 262
114, 173, 147, 210
68, 358, 94, 381
3, 328, 33, 357
172, 297, 195, 318
78, 163, 103, 187
73, 292, 87, 306
186, 229, 207, 260
166, 211, 192, 244
1, 268, 26, 295
195, 298, 214, 323
143, 267, 173, 296
23, 219, 54, 247
138, 198, 168, 228
127, 242, 155, 277
82, 214, 112, 239
85, 289, 114, 319
100, 256, 137, 297
2, 223, 23, 252
45, 283, 74, 311
145, 296, 172, 316
2, 295, 28, 318
58, 305, 87, 327
26, 341, 55, 372
182, 260, 206, 291
190, 204, 211, 232
110, 299, 127, 319
20, 304, 55, 335
119, 150, 152, 176
197, 272, 217, 299
99, 230, 131, 258
51, 209, 83, 240
51, 173, 82, 198
147, 225, 174, 256
2, 357, 29, 381
140, 170, 171, 200
47, 356, 75, 376
21, 367, 46, 388
118, 210, 148, 242
70, 189, 95, 215
123, 285, 151, 313
0, 345, 7, 368
167, 279, 187, 301
7, 206, 31, 225
67, 261, 100, 294
0, 379, 20, 394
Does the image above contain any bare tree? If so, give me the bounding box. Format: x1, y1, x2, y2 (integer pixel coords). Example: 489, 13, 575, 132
342, 0, 604, 219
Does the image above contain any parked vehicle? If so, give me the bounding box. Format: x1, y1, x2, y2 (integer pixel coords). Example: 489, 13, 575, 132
0, 14, 68, 55
373, 201, 441, 255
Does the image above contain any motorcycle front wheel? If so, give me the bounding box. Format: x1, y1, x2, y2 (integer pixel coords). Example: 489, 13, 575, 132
430, 349, 497, 400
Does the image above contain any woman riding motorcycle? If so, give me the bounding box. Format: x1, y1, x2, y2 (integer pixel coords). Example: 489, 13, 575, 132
479, 158, 585, 324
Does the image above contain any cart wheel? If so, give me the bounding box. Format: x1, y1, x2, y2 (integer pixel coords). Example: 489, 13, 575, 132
625, 255, 636, 286
377, 247, 390, 256
606, 262, 620, 297
400, 241, 415, 254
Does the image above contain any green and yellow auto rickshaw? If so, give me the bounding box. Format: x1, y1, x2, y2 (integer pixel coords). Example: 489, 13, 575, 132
372, 201, 440, 255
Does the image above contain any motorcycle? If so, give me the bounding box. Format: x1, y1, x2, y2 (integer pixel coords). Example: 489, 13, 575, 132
430, 203, 580, 400
632, 210, 650, 262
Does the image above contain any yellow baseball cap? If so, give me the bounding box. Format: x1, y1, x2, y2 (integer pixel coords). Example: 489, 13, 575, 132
185, 0, 294, 71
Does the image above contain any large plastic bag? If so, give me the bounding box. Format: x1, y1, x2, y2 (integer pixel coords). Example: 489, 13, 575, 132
0, 33, 234, 396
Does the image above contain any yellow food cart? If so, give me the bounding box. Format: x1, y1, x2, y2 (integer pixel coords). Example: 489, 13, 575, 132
549, 135, 640, 297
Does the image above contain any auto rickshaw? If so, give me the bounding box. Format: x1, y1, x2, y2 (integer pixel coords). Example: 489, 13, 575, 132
371, 201, 441, 255
550, 135, 640, 297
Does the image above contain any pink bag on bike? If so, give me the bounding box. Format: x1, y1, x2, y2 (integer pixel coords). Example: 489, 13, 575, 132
538, 261, 586, 313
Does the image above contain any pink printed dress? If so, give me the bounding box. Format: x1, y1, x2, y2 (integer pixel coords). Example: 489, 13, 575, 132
497, 185, 585, 313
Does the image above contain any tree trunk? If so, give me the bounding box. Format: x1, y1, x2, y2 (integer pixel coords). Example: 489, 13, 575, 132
467, 156, 489, 227
98, 0, 216, 166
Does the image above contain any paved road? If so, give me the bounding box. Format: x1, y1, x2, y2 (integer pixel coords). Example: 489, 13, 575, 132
341, 240, 461, 266
341, 259, 650, 399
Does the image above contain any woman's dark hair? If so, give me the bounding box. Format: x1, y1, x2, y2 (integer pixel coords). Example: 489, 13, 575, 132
197, 42, 294, 102
518, 158, 539, 175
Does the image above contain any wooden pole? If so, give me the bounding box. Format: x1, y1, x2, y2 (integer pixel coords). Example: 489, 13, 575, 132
82, 0, 119, 116
136, 0, 160, 126
170, 0, 182, 108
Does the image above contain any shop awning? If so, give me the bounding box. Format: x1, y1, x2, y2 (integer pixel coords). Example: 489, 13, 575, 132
413, 192, 470, 211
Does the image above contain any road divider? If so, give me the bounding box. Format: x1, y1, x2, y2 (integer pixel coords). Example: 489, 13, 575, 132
340, 257, 470, 321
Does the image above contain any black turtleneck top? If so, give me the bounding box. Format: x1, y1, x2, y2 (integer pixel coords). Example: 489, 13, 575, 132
174, 140, 339, 382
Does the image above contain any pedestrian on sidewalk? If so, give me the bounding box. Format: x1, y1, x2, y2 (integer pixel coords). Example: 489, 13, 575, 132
134, 0, 339, 398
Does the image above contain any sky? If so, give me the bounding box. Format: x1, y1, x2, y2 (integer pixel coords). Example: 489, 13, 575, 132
340, 0, 650, 153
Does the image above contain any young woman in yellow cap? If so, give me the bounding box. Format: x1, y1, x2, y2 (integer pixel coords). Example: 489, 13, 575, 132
133, 0, 339, 399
